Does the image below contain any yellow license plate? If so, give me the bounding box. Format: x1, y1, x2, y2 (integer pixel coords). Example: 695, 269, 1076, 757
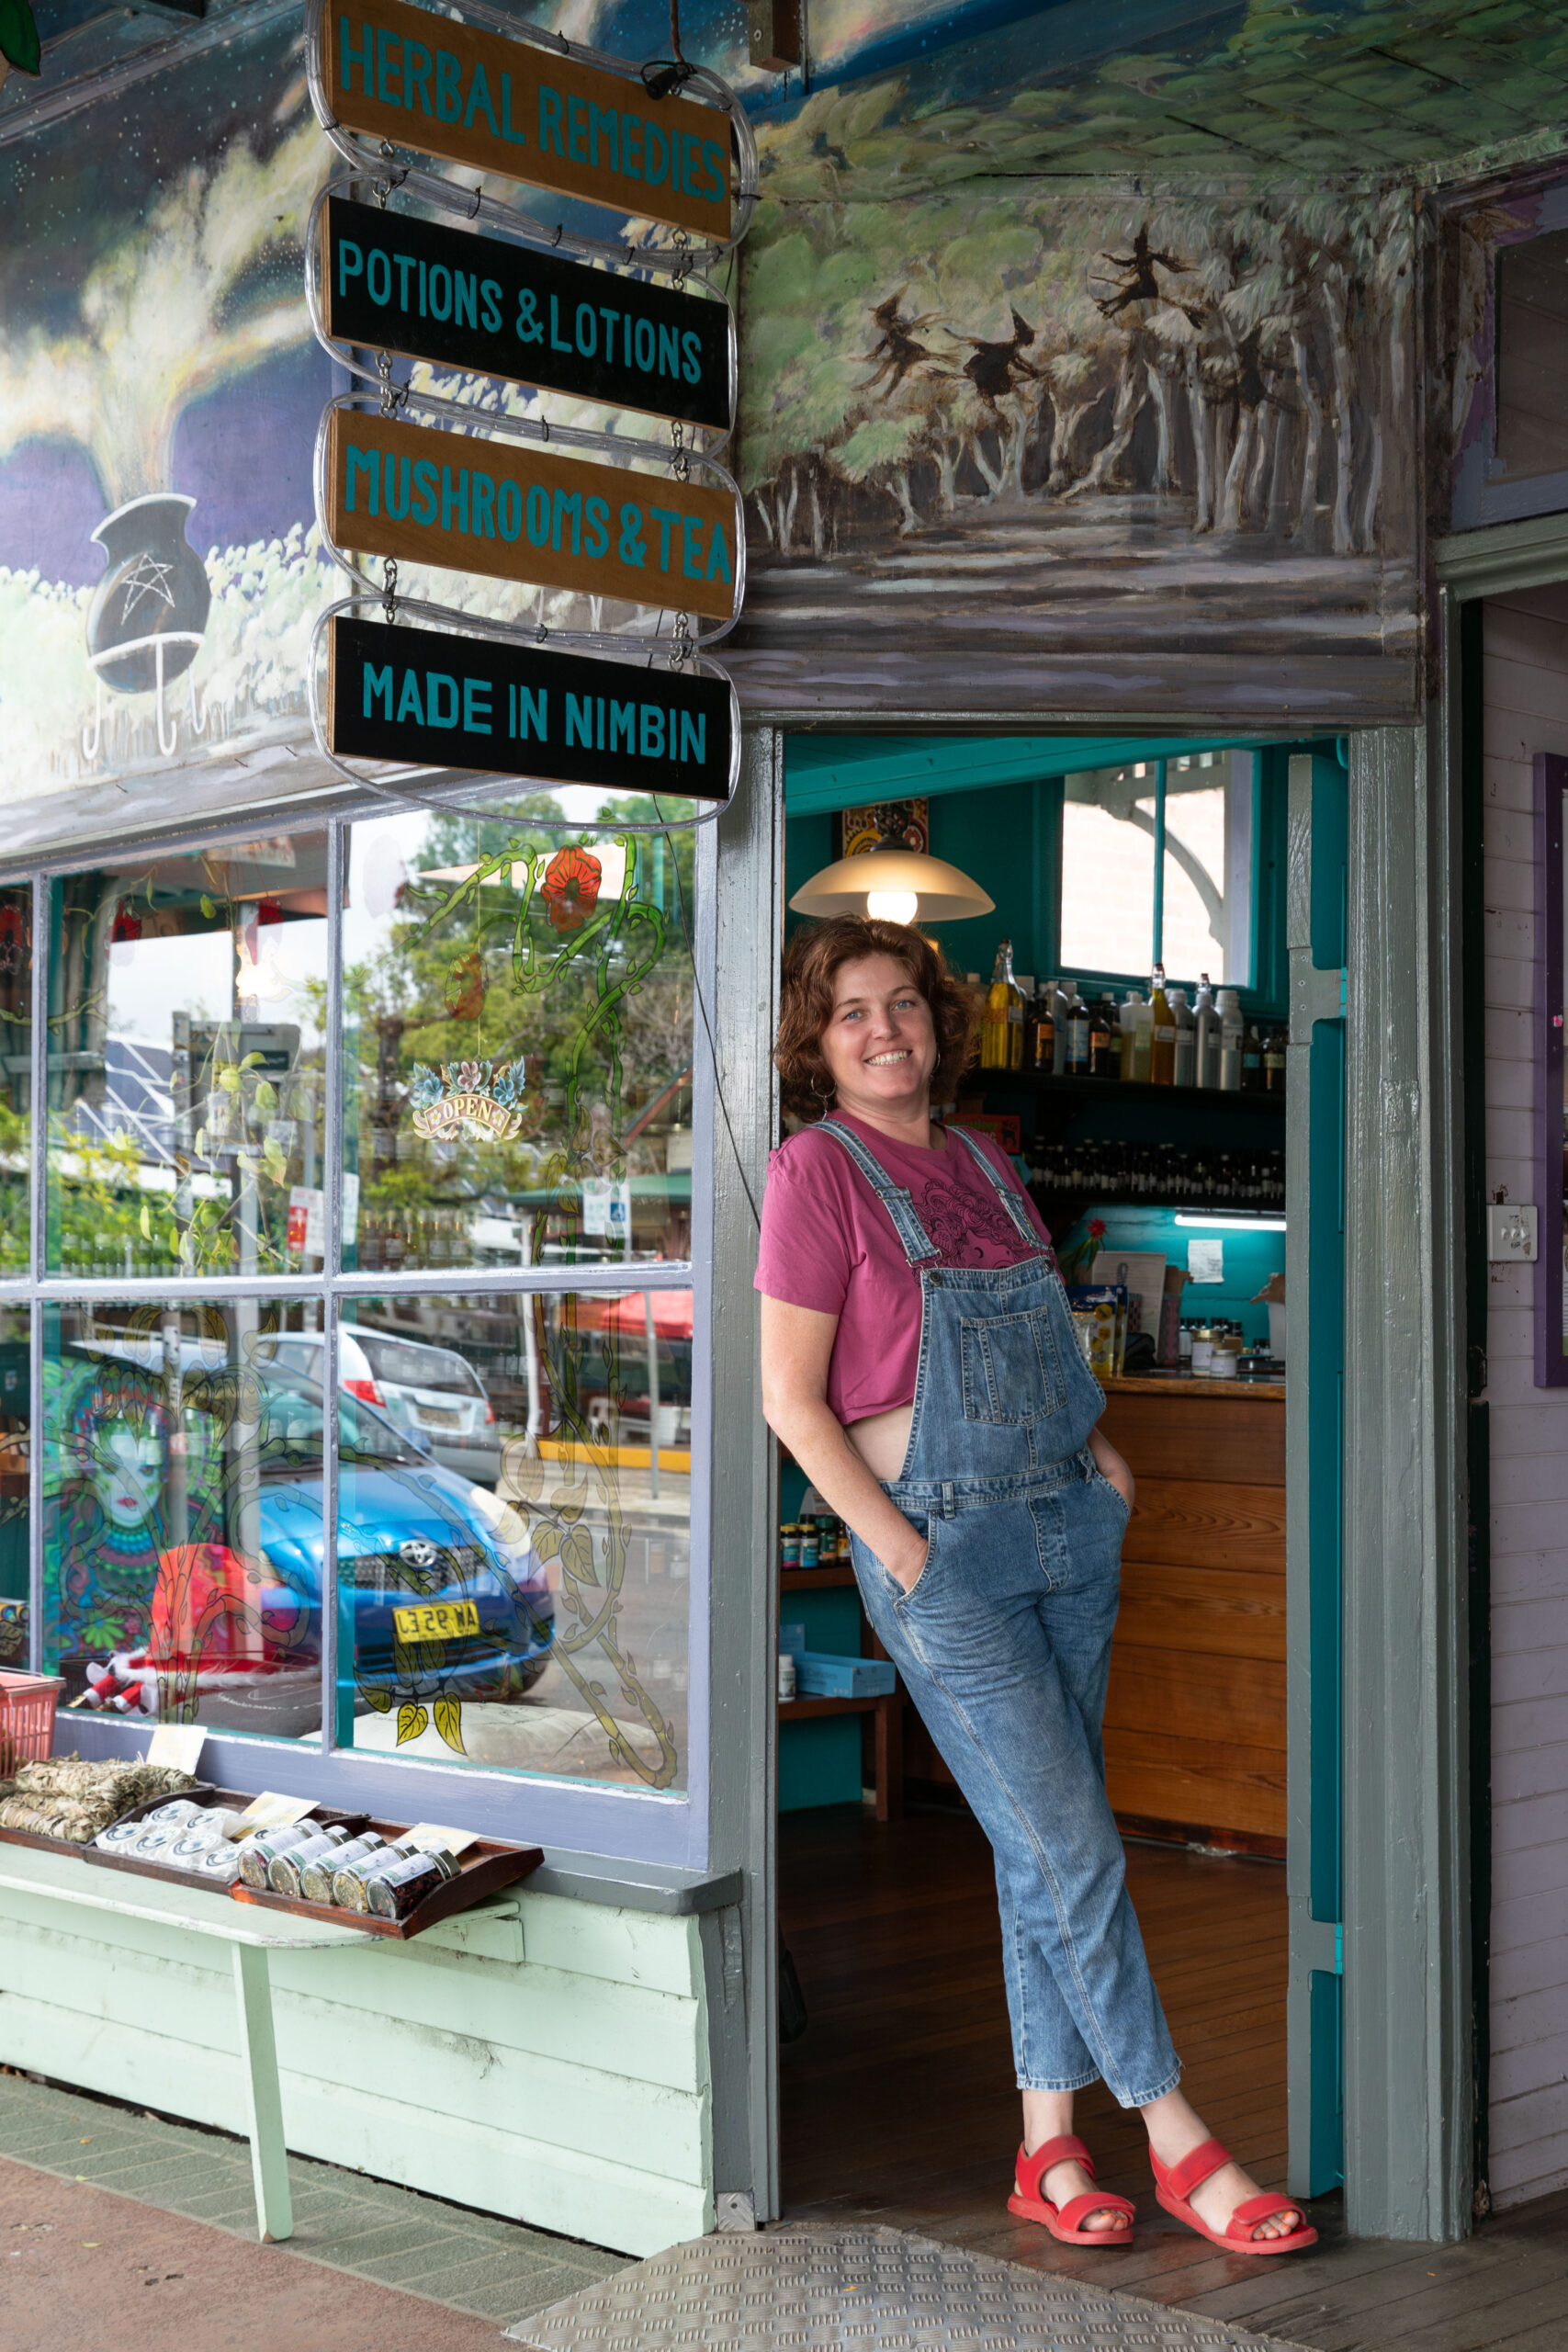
393, 1600, 480, 1643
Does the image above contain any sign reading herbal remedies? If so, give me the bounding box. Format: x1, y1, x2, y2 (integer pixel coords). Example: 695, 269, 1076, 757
323, 0, 732, 239
327, 614, 735, 799
321, 195, 732, 432
327, 409, 739, 621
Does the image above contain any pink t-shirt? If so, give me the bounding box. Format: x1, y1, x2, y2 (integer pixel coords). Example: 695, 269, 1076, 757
754, 1112, 1055, 1424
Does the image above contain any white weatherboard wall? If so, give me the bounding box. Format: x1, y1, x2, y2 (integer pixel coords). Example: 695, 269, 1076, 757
0, 1884, 713, 2256
1483, 583, 1568, 2209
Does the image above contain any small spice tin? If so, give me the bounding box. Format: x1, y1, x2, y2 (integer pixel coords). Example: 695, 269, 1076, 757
779, 1524, 801, 1569
237, 1822, 317, 1891
367, 1848, 460, 1922
268, 1823, 355, 1897
300, 1831, 385, 1905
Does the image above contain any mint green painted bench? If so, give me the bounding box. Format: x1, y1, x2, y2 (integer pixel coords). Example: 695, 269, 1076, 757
0, 1842, 377, 2242
0, 1841, 737, 2257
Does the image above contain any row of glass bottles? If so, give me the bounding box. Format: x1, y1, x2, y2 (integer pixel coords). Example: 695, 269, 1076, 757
980, 944, 1286, 1092
1027, 1141, 1284, 1204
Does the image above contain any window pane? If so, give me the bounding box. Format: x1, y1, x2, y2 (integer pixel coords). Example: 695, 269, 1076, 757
1161, 769, 1229, 983
0, 890, 29, 1274
0, 1306, 29, 1669
335, 1290, 691, 1792
1059, 766, 1156, 976
42, 1298, 325, 1738
1497, 228, 1568, 481
344, 807, 695, 1272
47, 838, 328, 1277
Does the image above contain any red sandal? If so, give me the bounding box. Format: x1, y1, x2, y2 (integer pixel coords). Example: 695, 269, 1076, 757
1007, 2133, 1135, 2246
1151, 2138, 1317, 2256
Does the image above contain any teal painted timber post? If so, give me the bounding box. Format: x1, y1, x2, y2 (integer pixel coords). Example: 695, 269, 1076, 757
1287, 748, 1348, 2199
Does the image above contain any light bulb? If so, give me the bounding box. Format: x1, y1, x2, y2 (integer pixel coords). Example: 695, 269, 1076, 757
866, 889, 919, 923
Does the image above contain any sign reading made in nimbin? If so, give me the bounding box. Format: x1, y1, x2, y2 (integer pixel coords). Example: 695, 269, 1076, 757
323, 0, 732, 239
326, 410, 739, 621
321, 194, 732, 433
327, 615, 734, 800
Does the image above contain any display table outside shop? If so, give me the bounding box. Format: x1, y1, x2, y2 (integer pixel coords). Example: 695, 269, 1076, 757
0, 1840, 389, 2245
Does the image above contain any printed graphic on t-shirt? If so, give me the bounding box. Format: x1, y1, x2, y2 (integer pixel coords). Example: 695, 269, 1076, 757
913, 1167, 1046, 1266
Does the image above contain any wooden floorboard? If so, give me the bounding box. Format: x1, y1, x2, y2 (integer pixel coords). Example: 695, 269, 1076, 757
778, 1804, 1568, 2352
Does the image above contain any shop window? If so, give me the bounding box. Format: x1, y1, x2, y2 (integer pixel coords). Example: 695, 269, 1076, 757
333, 1291, 692, 1791
345, 814, 695, 1273
47, 841, 328, 1277
1059, 754, 1252, 986
14, 802, 705, 1838
41, 1297, 323, 1732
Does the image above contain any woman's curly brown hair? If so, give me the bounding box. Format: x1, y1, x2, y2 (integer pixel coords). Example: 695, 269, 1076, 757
775, 916, 981, 1123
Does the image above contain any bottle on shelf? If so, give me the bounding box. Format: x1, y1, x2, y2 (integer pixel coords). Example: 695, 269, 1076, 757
1030, 984, 1056, 1071
1192, 974, 1216, 1089
1242, 1023, 1266, 1093
1066, 982, 1090, 1077
980, 940, 1025, 1071
1264, 1024, 1288, 1093
1217, 988, 1244, 1091
1051, 977, 1070, 1075
1169, 986, 1196, 1088
1089, 997, 1115, 1080
1148, 965, 1175, 1084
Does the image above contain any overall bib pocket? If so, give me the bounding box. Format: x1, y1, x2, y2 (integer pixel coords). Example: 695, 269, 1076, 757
960, 1305, 1066, 1426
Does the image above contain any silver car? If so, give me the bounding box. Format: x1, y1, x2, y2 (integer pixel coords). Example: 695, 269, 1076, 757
353, 1330, 502, 1484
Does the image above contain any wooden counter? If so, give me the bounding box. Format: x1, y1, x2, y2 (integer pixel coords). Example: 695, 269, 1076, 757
1099, 1376, 1285, 1855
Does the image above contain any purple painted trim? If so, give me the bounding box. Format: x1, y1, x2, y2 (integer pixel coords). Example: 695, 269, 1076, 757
1534, 753, 1568, 1387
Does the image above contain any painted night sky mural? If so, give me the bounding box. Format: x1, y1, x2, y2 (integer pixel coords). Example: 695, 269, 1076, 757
2, 0, 1568, 820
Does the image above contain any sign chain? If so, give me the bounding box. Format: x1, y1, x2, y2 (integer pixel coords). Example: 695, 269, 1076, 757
671, 420, 690, 483
670, 610, 691, 672
382, 557, 399, 624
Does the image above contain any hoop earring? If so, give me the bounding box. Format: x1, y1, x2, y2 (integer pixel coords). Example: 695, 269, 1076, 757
809, 1075, 836, 1105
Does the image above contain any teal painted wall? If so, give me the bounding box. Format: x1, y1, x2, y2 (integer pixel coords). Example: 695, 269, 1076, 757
1086, 1204, 1285, 1349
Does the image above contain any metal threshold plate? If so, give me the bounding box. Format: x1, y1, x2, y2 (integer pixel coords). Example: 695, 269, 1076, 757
506, 2223, 1310, 2350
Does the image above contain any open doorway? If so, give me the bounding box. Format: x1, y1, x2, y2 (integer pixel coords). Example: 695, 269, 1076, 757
769, 729, 1335, 2243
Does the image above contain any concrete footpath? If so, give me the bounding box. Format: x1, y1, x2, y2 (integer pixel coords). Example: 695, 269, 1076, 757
0, 2072, 628, 2347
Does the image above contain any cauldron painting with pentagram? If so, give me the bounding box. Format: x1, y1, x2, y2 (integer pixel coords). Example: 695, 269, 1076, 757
85, 493, 212, 695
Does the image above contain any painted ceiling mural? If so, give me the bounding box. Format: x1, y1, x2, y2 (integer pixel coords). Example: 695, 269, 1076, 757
726, 0, 1568, 718
4, 0, 1568, 815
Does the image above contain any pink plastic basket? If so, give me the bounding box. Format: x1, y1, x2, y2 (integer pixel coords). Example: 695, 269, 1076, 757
0, 1671, 62, 1775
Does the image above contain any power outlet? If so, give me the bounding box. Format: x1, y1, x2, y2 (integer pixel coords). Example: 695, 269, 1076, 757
1487, 1203, 1539, 1262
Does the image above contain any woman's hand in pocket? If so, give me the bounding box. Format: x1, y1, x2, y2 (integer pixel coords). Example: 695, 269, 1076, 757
887, 1532, 930, 1595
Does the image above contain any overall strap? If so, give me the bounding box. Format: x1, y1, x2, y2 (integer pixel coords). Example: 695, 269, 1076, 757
947, 1124, 1047, 1251
814, 1119, 939, 1268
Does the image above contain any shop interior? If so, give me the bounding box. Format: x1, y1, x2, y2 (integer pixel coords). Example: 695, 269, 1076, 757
773, 730, 1325, 2234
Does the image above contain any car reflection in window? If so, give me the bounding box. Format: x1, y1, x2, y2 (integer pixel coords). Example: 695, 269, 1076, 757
52, 1350, 552, 1740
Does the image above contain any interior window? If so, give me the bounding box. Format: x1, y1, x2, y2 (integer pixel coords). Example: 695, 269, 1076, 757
1496, 227, 1568, 480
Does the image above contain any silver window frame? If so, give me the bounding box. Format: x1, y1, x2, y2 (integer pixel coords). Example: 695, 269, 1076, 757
6, 796, 716, 1869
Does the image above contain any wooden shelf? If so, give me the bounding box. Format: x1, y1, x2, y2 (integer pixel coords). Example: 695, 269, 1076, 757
1021, 1075, 1286, 1116
778, 1691, 887, 1719
781, 1564, 855, 1591
777, 1686, 906, 1820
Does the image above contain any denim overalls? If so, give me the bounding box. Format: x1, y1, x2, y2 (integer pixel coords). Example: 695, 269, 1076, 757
818, 1117, 1180, 2106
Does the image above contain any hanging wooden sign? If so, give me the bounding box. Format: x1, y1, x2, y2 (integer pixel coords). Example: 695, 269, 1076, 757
321, 0, 732, 240
325, 409, 739, 622
326, 613, 736, 801
320, 194, 732, 433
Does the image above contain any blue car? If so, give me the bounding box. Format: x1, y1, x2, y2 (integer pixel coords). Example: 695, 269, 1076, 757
59, 1360, 554, 1742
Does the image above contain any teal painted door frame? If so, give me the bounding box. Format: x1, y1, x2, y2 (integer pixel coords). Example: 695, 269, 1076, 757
1287, 748, 1348, 2199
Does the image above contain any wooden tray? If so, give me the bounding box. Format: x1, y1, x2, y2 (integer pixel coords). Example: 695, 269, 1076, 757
0, 1780, 220, 1861
231, 1816, 544, 1939
80, 1787, 367, 1893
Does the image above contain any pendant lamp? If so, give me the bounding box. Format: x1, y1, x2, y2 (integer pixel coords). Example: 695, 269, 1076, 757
788, 839, 995, 925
